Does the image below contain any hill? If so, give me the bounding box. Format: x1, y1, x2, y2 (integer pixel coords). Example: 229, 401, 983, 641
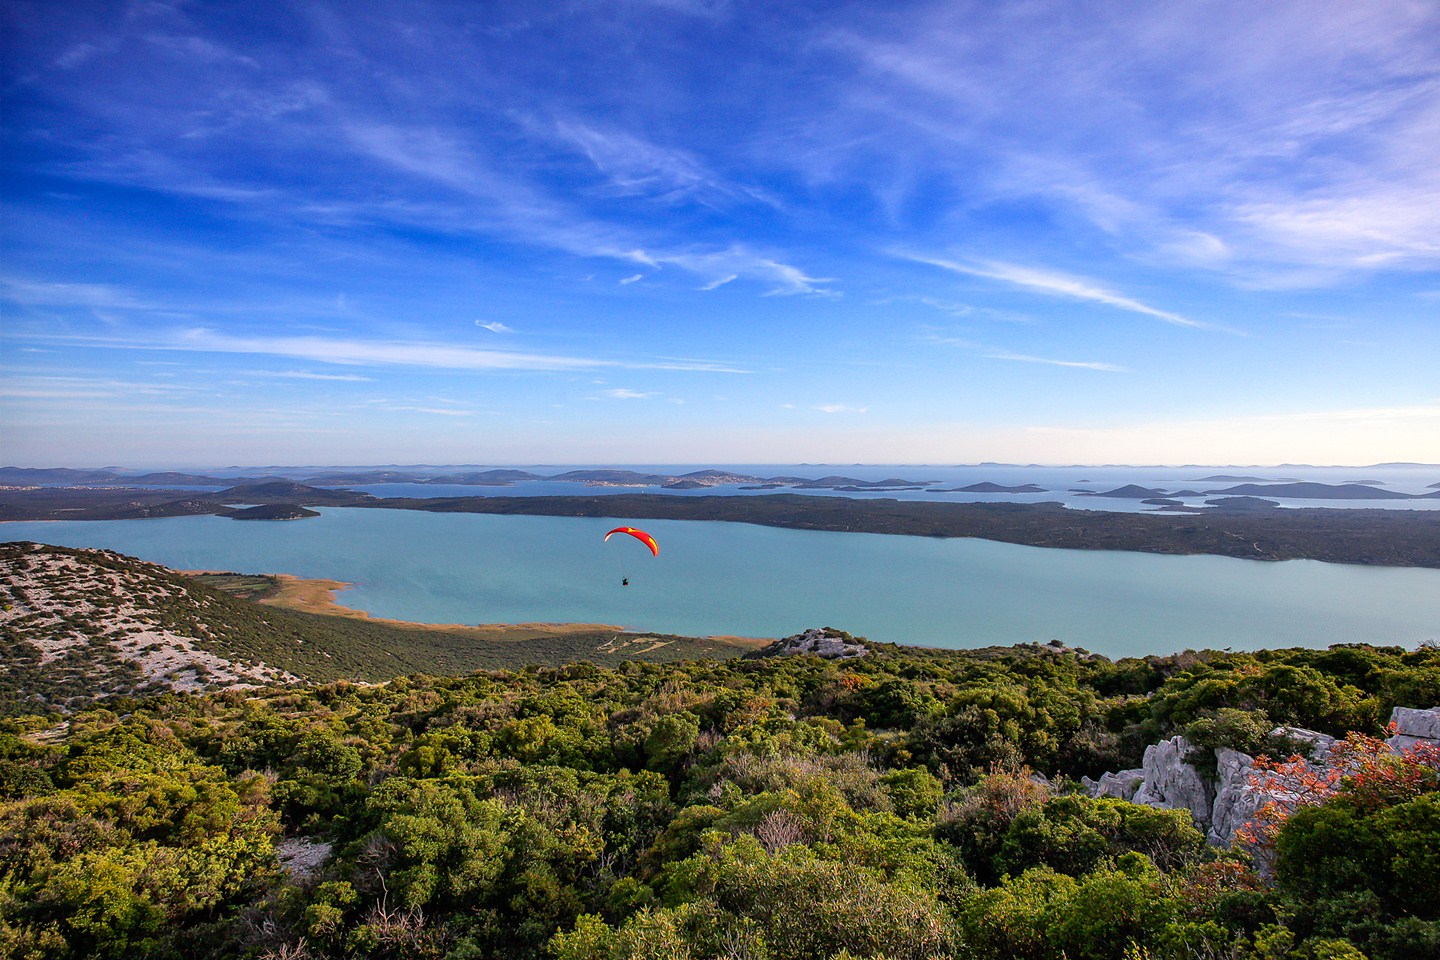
0, 542, 760, 712
0, 541, 297, 712
1205, 481, 1417, 499
0, 627, 1434, 959
214, 480, 374, 503
227, 503, 321, 520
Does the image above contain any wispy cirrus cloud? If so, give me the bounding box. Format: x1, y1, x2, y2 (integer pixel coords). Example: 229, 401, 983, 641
813, 403, 867, 414
827, 2, 1440, 283
905, 254, 1208, 329
921, 332, 1124, 372
983, 350, 1125, 372
655, 247, 836, 297
21, 328, 749, 374
247, 369, 374, 382
544, 116, 781, 211
1, 277, 154, 311
335, 123, 830, 296
0, 375, 197, 399
475, 321, 514, 333
375, 405, 474, 417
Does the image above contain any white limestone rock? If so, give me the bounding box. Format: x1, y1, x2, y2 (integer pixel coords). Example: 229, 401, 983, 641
1085, 712, 1436, 849
1132, 736, 1215, 826
1207, 747, 1265, 846
1390, 706, 1440, 741
1092, 769, 1146, 801
1270, 725, 1336, 761
755, 627, 869, 659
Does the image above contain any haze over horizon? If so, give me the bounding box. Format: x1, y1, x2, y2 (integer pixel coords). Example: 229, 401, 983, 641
3, 1, 1438, 467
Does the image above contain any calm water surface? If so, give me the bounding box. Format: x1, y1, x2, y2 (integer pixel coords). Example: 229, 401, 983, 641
5, 508, 1438, 656
76, 463, 1440, 512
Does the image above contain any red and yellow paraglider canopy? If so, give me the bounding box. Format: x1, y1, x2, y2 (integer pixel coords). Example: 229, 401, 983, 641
604, 526, 659, 556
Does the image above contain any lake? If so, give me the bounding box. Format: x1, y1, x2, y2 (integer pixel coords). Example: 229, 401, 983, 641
5, 508, 1438, 657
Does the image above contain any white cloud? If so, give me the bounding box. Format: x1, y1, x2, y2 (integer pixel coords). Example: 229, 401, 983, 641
982, 350, 1126, 372
907, 254, 1208, 329
377, 405, 474, 417
0, 375, 195, 399
1, 278, 152, 311
600, 388, 656, 399
247, 369, 374, 381
23, 328, 749, 374
476, 321, 514, 333
619, 274, 644, 285
830, 2, 1440, 283
654, 247, 836, 297
813, 403, 868, 414
920, 331, 1124, 371
553, 120, 710, 198
177, 329, 605, 371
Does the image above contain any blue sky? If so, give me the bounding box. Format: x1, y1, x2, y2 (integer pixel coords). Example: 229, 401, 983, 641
3, 0, 1438, 467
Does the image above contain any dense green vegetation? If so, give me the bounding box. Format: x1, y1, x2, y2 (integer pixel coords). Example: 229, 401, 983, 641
1, 637, 1436, 959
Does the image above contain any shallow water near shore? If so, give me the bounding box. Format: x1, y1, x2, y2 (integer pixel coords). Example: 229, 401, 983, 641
5, 507, 1438, 655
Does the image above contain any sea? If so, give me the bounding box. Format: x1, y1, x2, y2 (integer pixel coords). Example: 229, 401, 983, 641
5, 493, 1438, 657
93, 462, 1440, 513
331, 460, 1440, 515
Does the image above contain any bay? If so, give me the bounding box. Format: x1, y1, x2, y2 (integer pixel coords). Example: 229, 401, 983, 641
4, 507, 1438, 656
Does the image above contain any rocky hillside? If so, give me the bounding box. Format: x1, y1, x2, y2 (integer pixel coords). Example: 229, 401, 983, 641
0, 542, 761, 713
749, 626, 872, 659
1, 541, 296, 712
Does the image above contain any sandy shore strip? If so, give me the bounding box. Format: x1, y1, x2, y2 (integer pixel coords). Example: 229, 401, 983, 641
196, 571, 770, 648
260, 574, 623, 640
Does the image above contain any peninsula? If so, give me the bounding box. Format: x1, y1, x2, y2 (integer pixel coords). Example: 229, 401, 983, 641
4, 485, 1439, 568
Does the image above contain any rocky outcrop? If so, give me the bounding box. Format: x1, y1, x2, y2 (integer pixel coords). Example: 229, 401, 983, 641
1272, 725, 1336, 761
750, 627, 869, 660
1207, 748, 1265, 846
1087, 706, 1440, 847
1389, 706, 1440, 751
1084, 769, 1145, 801
1133, 736, 1215, 826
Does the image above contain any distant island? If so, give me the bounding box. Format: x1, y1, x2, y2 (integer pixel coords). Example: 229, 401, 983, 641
1204, 496, 1282, 510
227, 504, 320, 521
6, 484, 1440, 568
1204, 481, 1425, 500
930, 482, 1049, 494
0, 465, 938, 491
1079, 481, 1440, 501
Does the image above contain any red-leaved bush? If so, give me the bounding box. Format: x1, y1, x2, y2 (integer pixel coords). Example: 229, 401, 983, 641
1236, 725, 1440, 857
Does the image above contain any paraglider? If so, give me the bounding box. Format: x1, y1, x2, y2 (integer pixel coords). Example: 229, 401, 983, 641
603, 526, 659, 556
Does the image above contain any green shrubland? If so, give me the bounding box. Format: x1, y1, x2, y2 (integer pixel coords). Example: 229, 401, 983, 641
0, 636, 1436, 959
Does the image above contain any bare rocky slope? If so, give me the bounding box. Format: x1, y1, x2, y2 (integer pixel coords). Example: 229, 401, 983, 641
0, 541, 758, 713
0, 541, 296, 712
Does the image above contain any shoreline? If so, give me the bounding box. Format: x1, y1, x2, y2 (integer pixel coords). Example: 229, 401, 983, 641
193, 571, 770, 649
13, 487, 1440, 569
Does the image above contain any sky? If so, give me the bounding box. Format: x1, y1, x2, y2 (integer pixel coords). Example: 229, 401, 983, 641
2, 0, 1438, 468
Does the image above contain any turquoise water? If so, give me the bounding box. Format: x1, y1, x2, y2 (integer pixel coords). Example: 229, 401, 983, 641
5, 508, 1438, 656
